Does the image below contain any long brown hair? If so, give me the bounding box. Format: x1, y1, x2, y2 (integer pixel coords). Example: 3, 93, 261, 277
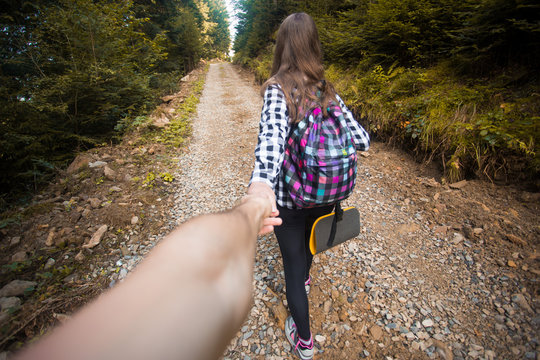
261, 12, 337, 123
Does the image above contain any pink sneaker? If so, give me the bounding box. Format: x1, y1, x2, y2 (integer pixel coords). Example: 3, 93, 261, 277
304, 276, 311, 295
285, 316, 314, 360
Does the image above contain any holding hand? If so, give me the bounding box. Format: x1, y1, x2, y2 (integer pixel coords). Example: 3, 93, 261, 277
246, 182, 282, 235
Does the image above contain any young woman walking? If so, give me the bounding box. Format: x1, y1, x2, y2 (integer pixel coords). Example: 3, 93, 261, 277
248, 12, 370, 359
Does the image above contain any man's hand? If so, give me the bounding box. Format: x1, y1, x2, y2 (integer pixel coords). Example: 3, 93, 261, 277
246, 182, 282, 235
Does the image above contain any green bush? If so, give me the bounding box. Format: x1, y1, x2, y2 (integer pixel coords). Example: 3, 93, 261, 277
250, 52, 273, 84
329, 63, 539, 183
234, 47, 272, 85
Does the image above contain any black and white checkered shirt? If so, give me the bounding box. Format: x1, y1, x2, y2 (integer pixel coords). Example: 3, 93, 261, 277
250, 84, 370, 209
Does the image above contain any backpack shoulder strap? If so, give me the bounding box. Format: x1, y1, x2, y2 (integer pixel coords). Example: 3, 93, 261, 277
326, 202, 343, 248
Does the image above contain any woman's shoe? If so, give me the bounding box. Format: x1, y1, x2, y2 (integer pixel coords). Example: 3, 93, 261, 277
285, 316, 314, 360
304, 276, 311, 295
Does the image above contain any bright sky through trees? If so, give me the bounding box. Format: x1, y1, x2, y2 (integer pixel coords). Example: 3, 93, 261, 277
225, 0, 237, 39
225, 0, 237, 56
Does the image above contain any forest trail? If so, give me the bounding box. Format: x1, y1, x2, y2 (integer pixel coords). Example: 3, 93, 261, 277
167, 62, 260, 218
0, 62, 538, 359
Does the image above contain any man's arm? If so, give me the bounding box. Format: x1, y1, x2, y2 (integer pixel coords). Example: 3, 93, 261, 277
15, 196, 271, 360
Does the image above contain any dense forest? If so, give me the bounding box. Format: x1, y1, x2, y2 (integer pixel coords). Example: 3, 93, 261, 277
0, 0, 230, 211
233, 0, 539, 186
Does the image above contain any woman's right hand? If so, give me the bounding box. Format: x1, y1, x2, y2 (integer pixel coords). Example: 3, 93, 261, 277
247, 182, 282, 235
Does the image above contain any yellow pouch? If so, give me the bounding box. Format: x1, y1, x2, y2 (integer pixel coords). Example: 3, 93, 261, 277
309, 206, 360, 255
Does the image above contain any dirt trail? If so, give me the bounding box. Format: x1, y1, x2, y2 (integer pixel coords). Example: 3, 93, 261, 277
168, 62, 259, 218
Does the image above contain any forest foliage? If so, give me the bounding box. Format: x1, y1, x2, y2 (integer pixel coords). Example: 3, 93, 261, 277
0, 0, 230, 210
233, 0, 539, 185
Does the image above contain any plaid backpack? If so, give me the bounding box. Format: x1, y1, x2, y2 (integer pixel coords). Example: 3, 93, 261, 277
282, 99, 357, 208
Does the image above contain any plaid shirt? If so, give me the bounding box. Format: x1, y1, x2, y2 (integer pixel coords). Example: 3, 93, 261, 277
250, 84, 370, 209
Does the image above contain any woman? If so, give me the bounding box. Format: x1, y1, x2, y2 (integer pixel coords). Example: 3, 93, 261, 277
248, 12, 370, 360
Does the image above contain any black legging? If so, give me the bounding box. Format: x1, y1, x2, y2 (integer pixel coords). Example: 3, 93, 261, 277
274, 204, 334, 340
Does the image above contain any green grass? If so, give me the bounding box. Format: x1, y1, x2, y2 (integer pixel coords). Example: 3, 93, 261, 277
152, 65, 209, 148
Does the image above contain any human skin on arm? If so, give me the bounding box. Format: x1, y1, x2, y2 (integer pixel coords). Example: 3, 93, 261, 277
247, 181, 281, 234
15, 196, 272, 360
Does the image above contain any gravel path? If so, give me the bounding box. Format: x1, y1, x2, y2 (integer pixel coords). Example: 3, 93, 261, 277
159, 63, 538, 359
170, 63, 258, 218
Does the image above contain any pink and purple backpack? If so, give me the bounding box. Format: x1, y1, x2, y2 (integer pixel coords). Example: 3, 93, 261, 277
283, 100, 357, 208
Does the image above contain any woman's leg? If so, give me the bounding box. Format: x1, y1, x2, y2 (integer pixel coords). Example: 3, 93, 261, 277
274, 205, 311, 340
303, 219, 314, 283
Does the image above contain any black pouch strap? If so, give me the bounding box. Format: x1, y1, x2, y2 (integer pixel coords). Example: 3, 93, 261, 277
326, 202, 343, 248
